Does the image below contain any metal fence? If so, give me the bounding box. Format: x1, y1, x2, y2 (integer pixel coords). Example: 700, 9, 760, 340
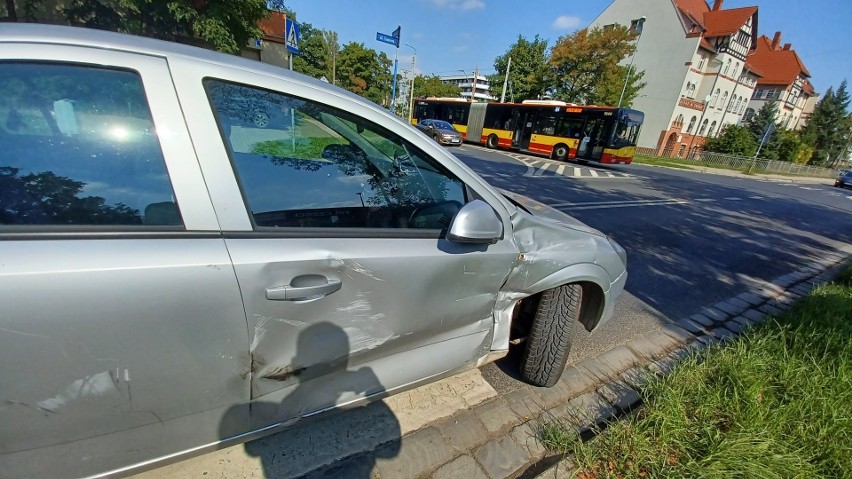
636, 147, 840, 179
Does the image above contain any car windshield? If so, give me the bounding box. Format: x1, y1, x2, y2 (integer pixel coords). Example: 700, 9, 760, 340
432, 120, 455, 131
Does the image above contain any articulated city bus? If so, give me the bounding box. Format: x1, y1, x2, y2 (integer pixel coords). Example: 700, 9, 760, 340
413, 98, 644, 164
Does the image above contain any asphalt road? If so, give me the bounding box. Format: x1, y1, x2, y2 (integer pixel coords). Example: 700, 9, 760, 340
451, 145, 852, 393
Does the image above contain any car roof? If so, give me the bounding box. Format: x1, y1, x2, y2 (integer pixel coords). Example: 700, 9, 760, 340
0, 23, 384, 115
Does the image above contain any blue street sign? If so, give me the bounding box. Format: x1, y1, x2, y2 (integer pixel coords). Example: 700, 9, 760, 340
376, 32, 398, 47
285, 18, 300, 54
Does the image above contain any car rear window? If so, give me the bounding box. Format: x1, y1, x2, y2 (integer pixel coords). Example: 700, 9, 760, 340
0, 62, 182, 228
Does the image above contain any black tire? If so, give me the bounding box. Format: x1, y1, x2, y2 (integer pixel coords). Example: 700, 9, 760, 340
520, 284, 582, 387
486, 134, 499, 149
552, 144, 569, 161
433, 134, 440, 142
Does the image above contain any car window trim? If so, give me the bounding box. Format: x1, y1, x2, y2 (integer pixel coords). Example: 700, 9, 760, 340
223, 228, 445, 240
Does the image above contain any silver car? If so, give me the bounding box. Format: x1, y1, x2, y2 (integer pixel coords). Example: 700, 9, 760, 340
415, 118, 464, 145
0, 24, 627, 478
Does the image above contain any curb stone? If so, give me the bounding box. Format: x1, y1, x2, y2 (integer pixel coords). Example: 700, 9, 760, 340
304, 253, 851, 479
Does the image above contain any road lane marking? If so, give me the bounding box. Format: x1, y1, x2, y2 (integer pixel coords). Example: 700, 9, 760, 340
556, 165, 565, 175
724, 197, 742, 201
574, 167, 581, 176
589, 170, 599, 177
550, 198, 689, 211
534, 163, 550, 176
695, 198, 714, 202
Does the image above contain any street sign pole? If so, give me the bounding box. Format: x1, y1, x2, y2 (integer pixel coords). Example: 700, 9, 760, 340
377, 26, 401, 114
390, 49, 399, 114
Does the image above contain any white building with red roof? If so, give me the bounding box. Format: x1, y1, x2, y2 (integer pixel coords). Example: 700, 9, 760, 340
744, 32, 817, 130
589, 0, 815, 154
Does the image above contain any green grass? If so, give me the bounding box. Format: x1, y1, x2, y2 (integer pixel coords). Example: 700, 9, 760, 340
540, 265, 852, 479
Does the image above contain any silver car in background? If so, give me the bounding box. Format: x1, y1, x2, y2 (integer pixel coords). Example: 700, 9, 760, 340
415, 118, 464, 145
0, 24, 627, 478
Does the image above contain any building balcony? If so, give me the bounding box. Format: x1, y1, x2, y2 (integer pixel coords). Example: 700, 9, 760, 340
679, 97, 706, 111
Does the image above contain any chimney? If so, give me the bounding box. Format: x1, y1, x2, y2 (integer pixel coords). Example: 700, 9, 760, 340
771, 31, 782, 50
713, 0, 724, 11
783, 43, 791, 51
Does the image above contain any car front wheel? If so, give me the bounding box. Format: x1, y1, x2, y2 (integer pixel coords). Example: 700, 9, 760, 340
519, 283, 582, 387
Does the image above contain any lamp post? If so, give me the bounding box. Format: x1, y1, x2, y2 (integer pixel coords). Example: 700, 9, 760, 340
617, 16, 646, 109
405, 43, 416, 122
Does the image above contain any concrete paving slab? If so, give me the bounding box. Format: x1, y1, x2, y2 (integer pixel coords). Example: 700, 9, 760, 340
690, 313, 715, 327
758, 303, 785, 316
678, 317, 709, 335
598, 381, 641, 412
533, 458, 576, 479
742, 308, 765, 322
384, 369, 497, 436
474, 398, 520, 434
432, 455, 489, 479
579, 345, 640, 380
713, 300, 747, 316
511, 422, 548, 461
736, 292, 764, 306
659, 323, 695, 344
437, 411, 490, 453
504, 388, 545, 421
473, 436, 530, 479
374, 427, 453, 479
700, 307, 728, 322
624, 328, 683, 360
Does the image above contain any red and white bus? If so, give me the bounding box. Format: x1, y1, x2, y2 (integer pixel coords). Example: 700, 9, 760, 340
413, 98, 644, 164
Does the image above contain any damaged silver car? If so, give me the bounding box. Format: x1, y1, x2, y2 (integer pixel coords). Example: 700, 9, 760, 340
0, 24, 626, 478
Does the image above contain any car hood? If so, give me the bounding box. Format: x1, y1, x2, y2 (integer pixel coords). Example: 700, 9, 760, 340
498, 188, 605, 238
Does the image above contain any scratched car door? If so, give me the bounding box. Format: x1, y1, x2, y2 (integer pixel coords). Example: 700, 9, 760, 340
199, 78, 518, 426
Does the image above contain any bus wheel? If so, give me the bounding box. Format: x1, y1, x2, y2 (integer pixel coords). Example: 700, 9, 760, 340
552, 144, 569, 161
486, 134, 499, 149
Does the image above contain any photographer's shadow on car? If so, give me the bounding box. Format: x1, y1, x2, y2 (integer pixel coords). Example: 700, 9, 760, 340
219, 322, 401, 478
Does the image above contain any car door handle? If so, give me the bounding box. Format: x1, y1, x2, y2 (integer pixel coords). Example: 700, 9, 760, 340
265, 275, 342, 301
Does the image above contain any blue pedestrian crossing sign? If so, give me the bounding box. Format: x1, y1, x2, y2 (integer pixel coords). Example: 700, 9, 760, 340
285, 18, 300, 54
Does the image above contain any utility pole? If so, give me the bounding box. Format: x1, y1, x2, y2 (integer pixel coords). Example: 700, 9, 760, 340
472, 66, 478, 102
405, 43, 416, 123
501, 56, 511, 103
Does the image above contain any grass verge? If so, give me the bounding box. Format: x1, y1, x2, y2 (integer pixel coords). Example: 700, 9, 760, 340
540, 264, 852, 478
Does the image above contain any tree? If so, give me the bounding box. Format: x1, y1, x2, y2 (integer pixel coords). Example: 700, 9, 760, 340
774, 129, 807, 163
549, 25, 646, 106
336, 42, 393, 106
412, 75, 460, 99
802, 80, 852, 167
11, 0, 279, 54
702, 124, 757, 157
291, 21, 328, 79
490, 35, 550, 102
746, 101, 780, 159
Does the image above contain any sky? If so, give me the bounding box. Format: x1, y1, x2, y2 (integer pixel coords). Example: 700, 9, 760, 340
286, 0, 851, 95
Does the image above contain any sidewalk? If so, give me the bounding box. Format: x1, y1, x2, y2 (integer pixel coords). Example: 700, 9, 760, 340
136, 249, 851, 479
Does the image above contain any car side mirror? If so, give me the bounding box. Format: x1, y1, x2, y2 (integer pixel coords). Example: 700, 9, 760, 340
447, 200, 503, 244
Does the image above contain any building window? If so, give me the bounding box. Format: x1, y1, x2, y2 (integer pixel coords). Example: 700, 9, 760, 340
753, 89, 763, 99
719, 91, 728, 110
732, 62, 739, 78
765, 89, 776, 99
739, 100, 746, 114
723, 59, 731, 76
743, 107, 755, 121
711, 88, 720, 107
698, 54, 706, 70
687, 116, 697, 133
684, 82, 696, 98
708, 121, 717, 136
699, 119, 709, 136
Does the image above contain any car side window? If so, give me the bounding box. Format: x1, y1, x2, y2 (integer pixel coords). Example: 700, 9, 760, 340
204, 79, 466, 230
0, 62, 182, 227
